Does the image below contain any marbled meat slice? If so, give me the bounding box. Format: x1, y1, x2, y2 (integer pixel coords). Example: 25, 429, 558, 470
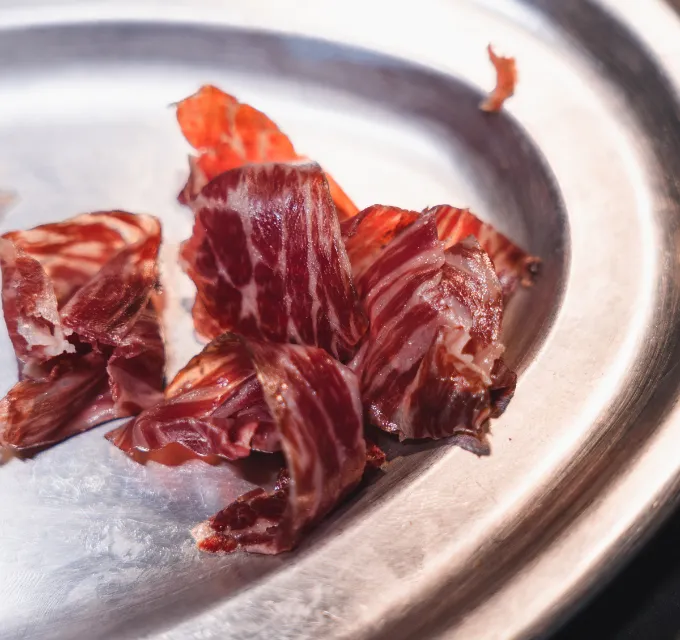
2, 211, 154, 309
343, 204, 539, 299
121, 334, 367, 555
427, 204, 539, 297
341, 205, 419, 297
350, 210, 515, 450
106, 303, 165, 416
0, 239, 75, 375
0, 211, 160, 372
106, 332, 277, 465
180, 162, 367, 361
0, 352, 118, 453
176, 85, 358, 220
0, 212, 165, 455
59, 220, 161, 347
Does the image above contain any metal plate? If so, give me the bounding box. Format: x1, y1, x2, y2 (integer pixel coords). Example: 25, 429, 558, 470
0, 1, 679, 638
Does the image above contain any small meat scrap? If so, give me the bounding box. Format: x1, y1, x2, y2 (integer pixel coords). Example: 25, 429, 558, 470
180, 162, 367, 361
175, 85, 358, 219
480, 44, 517, 113
346, 208, 516, 451
0, 212, 165, 455
162, 335, 366, 555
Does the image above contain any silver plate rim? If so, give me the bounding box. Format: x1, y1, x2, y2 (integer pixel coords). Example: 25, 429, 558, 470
1, 1, 680, 639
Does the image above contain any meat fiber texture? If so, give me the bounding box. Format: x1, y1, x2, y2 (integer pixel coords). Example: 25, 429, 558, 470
180, 162, 367, 362
0, 211, 165, 455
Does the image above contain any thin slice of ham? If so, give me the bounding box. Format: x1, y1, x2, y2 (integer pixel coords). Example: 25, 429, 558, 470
390, 239, 516, 448
0, 352, 115, 453
343, 204, 538, 300
348, 210, 515, 450
342, 205, 420, 297
175, 85, 358, 220
106, 332, 276, 465
0, 239, 74, 374
113, 333, 366, 555
426, 205, 539, 297
0, 212, 165, 455
180, 162, 367, 361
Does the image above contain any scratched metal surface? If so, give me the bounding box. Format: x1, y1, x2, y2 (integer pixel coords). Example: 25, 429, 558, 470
0, 0, 679, 638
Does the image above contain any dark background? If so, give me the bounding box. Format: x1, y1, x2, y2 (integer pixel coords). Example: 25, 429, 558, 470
554, 508, 680, 639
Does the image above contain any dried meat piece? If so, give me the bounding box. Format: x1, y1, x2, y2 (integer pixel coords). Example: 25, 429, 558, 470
480, 44, 517, 113
342, 205, 420, 297
0, 212, 165, 455
2, 211, 154, 308
176, 85, 358, 220
181, 162, 367, 361
388, 239, 515, 448
343, 204, 539, 299
0, 352, 118, 454
106, 304, 165, 416
106, 333, 275, 465
0, 239, 74, 375
427, 205, 540, 297
365, 439, 387, 470
350, 211, 515, 448
117, 334, 366, 555
60, 221, 161, 347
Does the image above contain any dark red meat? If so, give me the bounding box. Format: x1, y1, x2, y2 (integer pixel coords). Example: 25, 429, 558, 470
0, 353, 115, 452
0, 212, 164, 455
106, 333, 276, 465
348, 209, 515, 449
427, 205, 539, 297
180, 162, 367, 361
343, 204, 538, 300
123, 334, 366, 555
342, 205, 420, 298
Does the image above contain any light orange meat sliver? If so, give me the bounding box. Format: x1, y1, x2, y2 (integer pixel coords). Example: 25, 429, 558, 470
480, 45, 517, 113
176, 85, 358, 220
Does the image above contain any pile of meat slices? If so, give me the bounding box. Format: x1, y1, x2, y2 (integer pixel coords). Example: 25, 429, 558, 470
0, 56, 536, 556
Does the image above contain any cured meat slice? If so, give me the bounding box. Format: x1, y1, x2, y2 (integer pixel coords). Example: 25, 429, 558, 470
0, 239, 74, 375
193, 337, 365, 554
0, 211, 161, 372
480, 44, 517, 113
176, 85, 358, 220
351, 210, 515, 449
386, 239, 516, 447
60, 225, 161, 347
106, 333, 276, 465
114, 334, 366, 555
180, 162, 367, 361
0, 308, 164, 456
427, 205, 539, 297
106, 304, 165, 416
2, 211, 157, 309
0, 352, 117, 453
343, 204, 538, 299
0, 212, 164, 455
342, 205, 419, 297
